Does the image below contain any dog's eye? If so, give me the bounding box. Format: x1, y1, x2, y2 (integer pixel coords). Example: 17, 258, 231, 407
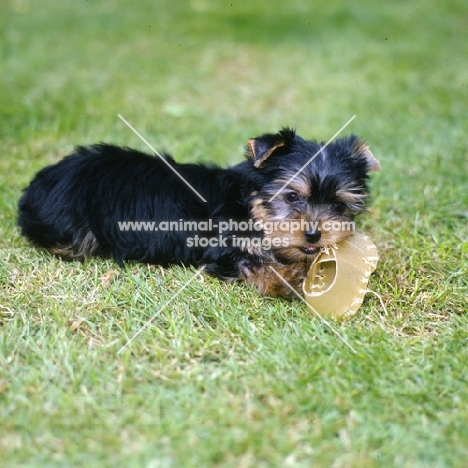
284, 192, 299, 203
332, 202, 346, 214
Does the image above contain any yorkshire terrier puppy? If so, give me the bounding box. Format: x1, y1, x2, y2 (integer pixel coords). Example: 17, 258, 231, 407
18, 128, 380, 298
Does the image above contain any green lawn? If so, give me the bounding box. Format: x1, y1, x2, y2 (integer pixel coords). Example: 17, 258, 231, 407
1, 0, 467, 466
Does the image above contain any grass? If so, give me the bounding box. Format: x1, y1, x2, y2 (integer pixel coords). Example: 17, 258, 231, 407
1, 0, 467, 466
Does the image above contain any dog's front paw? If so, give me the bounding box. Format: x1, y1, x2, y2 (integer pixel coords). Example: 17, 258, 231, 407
240, 261, 309, 299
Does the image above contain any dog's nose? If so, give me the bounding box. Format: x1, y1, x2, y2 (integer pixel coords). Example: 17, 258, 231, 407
305, 230, 321, 243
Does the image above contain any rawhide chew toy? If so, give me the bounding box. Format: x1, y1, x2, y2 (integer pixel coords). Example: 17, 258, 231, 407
303, 232, 379, 319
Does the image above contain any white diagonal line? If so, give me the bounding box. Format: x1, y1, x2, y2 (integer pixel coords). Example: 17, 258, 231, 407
117, 266, 205, 354
268, 266, 357, 353
268, 115, 356, 202
118, 114, 207, 203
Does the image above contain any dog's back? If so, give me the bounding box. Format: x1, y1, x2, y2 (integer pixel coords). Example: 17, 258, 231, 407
18, 144, 246, 266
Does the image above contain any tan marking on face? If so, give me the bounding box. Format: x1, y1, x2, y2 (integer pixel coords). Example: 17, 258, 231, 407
336, 187, 367, 205
273, 176, 311, 199
250, 198, 269, 222
261, 215, 354, 262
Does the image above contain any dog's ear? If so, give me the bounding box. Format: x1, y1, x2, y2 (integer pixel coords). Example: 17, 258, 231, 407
247, 128, 296, 168
351, 137, 380, 172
